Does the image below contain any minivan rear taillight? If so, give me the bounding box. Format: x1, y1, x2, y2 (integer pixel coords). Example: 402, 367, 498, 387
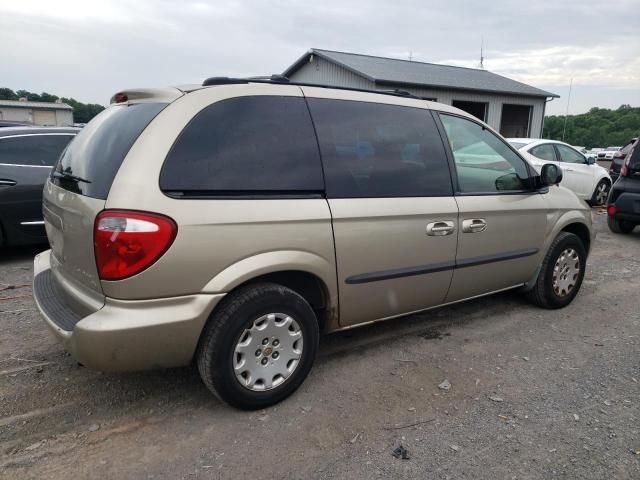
94, 210, 177, 281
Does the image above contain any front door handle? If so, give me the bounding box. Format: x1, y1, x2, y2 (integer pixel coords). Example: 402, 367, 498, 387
426, 221, 455, 236
0, 179, 17, 187
462, 218, 487, 233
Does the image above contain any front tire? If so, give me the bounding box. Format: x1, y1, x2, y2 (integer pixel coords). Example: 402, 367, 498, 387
197, 282, 319, 410
525, 232, 587, 309
607, 216, 635, 234
590, 179, 610, 206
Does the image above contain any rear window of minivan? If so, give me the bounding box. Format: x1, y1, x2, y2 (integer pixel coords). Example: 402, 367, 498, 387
52, 103, 166, 199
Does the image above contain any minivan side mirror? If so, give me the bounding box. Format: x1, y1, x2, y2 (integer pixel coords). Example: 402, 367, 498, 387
587, 156, 596, 165
540, 163, 563, 187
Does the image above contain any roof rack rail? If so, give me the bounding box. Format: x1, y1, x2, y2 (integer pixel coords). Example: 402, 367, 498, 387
201, 75, 421, 100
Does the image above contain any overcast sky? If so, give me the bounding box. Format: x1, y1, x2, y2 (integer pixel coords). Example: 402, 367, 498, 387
1, 0, 638, 115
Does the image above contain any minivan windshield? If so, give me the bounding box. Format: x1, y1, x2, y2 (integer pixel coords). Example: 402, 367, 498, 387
52, 102, 166, 198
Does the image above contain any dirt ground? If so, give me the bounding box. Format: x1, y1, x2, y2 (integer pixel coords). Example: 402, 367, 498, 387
1, 210, 638, 480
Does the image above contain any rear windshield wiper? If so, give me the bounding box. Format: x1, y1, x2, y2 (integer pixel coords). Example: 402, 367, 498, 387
51, 171, 92, 184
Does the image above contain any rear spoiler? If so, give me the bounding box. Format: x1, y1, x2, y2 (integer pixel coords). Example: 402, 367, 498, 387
110, 87, 184, 104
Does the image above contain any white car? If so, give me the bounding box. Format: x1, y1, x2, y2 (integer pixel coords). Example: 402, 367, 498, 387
508, 138, 612, 205
597, 147, 622, 161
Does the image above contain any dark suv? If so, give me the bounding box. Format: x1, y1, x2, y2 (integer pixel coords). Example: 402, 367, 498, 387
607, 137, 640, 234
609, 138, 637, 182
0, 126, 78, 246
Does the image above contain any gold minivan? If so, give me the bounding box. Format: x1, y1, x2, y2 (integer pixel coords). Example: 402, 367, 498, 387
33, 78, 594, 409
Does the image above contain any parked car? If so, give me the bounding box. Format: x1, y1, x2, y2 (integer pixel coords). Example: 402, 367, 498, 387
0, 126, 78, 246
33, 79, 593, 409
609, 138, 638, 182
508, 138, 611, 205
597, 146, 622, 161
607, 138, 640, 234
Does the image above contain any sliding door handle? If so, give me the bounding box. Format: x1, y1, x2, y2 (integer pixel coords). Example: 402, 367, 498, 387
426, 221, 455, 236
462, 218, 487, 233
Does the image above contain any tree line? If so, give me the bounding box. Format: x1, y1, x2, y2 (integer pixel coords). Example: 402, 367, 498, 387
0, 87, 104, 124
543, 105, 639, 148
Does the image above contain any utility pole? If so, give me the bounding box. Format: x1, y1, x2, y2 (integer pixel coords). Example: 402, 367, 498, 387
409, 51, 413, 62
480, 37, 484, 69
562, 78, 573, 141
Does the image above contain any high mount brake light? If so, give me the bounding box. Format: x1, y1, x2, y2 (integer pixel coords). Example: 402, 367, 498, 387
113, 92, 129, 103
94, 210, 177, 281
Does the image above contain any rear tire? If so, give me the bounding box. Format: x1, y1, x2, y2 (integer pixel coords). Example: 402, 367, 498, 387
590, 179, 610, 206
525, 232, 587, 309
607, 216, 635, 234
197, 282, 319, 410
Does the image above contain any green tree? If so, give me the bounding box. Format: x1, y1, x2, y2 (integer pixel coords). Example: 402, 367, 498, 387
0, 88, 18, 100
543, 107, 640, 148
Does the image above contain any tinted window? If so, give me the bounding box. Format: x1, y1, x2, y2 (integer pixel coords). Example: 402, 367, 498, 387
508, 141, 528, 150
0, 134, 74, 166
440, 114, 530, 193
556, 144, 585, 164
160, 96, 323, 194
307, 99, 452, 198
530, 144, 557, 162
54, 103, 167, 199
619, 140, 635, 155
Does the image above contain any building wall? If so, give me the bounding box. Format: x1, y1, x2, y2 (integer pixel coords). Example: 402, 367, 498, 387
55, 109, 74, 126
0, 107, 32, 123
289, 59, 547, 137
0, 107, 73, 126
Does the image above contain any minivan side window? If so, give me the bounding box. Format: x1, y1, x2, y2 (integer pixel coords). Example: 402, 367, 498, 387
307, 99, 452, 198
556, 144, 586, 164
530, 144, 557, 162
0, 134, 74, 166
439, 114, 531, 194
160, 96, 323, 194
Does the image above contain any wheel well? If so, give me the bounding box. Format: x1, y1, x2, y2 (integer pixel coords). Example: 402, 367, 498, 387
235, 270, 330, 331
562, 223, 591, 253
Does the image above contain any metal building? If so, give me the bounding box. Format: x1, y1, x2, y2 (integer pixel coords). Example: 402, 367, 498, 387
284, 49, 559, 138
0, 99, 74, 126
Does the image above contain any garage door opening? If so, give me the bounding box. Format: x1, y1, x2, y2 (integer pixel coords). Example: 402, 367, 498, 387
452, 100, 487, 121
500, 104, 532, 138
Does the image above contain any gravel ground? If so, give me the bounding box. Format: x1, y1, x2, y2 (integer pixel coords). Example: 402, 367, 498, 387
0, 210, 638, 480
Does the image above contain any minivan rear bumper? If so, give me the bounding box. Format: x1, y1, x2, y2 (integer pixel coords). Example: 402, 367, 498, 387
33, 250, 225, 371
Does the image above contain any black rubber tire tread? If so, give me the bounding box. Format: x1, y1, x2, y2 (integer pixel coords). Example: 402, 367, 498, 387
590, 179, 611, 206
197, 282, 319, 410
525, 232, 587, 309
607, 216, 635, 234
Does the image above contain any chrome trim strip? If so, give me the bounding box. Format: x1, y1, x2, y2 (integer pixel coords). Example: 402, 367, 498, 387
0, 163, 53, 168
20, 220, 45, 226
0, 133, 76, 140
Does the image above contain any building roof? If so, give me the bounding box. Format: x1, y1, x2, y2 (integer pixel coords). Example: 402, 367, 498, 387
0, 100, 73, 110
284, 49, 559, 98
